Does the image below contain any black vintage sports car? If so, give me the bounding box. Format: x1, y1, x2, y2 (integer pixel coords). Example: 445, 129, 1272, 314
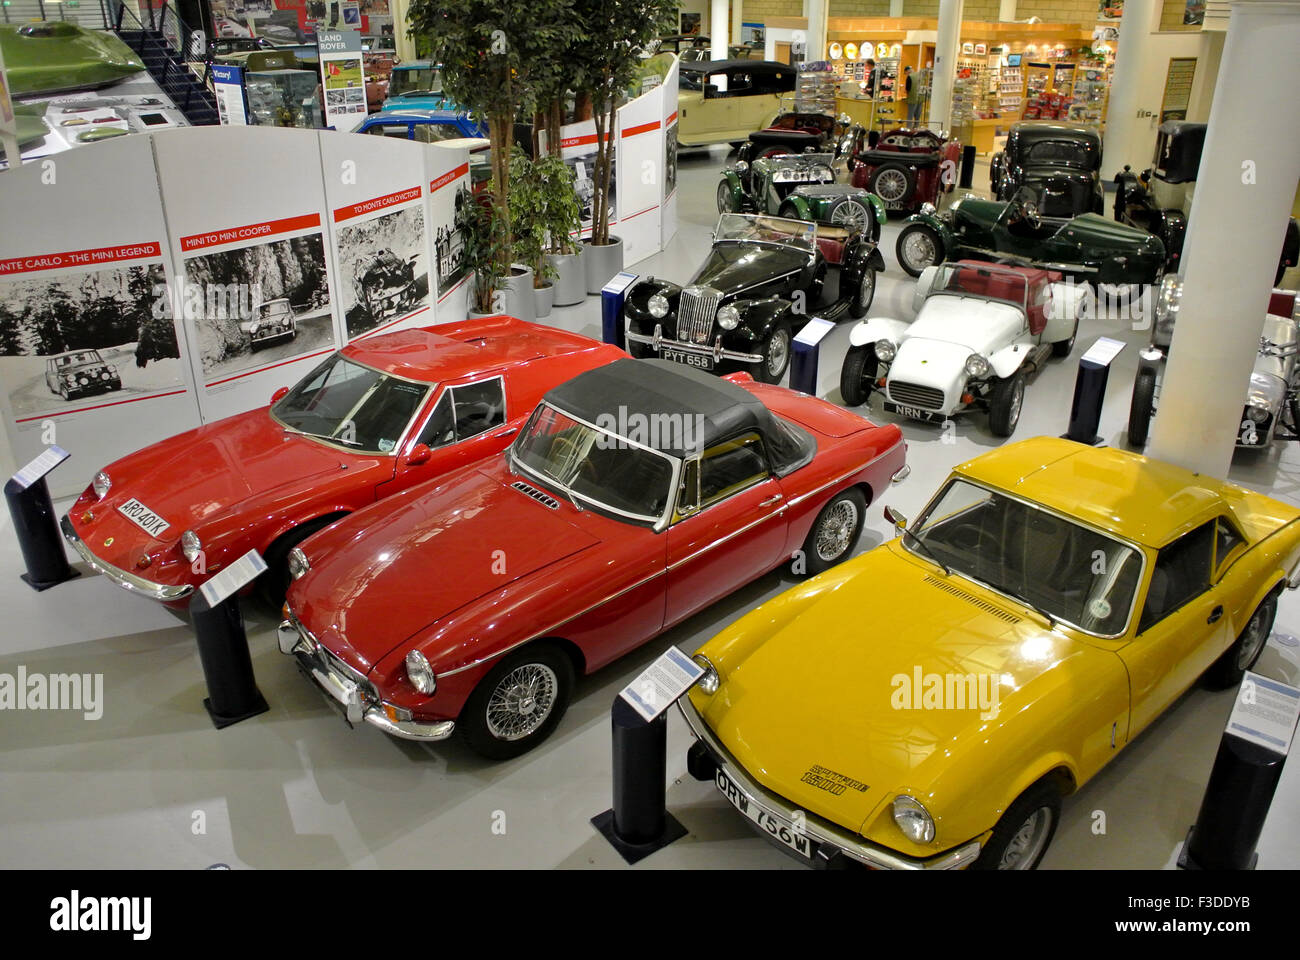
624, 213, 885, 383
990, 122, 1104, 219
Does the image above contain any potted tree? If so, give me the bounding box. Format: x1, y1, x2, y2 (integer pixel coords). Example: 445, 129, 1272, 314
507, 147, 549, 318
572, 0, 677, 293
537, 152, 585, 307
455, 188, 509, 319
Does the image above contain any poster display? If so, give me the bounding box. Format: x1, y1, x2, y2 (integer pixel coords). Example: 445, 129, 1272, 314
427, 142, 473, 319
558, 119, 616, 232
318, 29, 367, 131
662, 57, 680, 249
211, 64, 249, 125
206, 0, 392, 43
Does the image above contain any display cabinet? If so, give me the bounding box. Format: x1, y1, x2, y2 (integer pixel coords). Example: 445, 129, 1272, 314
246, 68, 323, 129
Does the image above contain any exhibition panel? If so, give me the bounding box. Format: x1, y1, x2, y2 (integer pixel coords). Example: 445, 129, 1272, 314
1, 0, 1300, 898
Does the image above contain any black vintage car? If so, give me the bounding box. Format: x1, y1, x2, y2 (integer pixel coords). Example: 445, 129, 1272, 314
990, 122, 1104, 219
624, 213, 885, 383
1115, 120, 1300, 284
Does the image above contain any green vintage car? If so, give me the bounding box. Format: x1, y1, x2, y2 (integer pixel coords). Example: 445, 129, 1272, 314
718, 152, 885, 241
0, 22, 144, 97
895, 195, 1165, 285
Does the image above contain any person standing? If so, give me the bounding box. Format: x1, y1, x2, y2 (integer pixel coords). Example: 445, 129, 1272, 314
905, 65, 924, 126
863, 58, 878, 99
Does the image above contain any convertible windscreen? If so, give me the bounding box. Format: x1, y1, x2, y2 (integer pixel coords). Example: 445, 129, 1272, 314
388, 68, 443, 97
514, 404, 675, 522
715, 213, 815, 252
931, 263, 1029, 310
909, 478, 1142, 635
272, 354, 429, 454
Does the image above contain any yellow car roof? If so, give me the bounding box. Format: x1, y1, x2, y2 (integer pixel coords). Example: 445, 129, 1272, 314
953, 437, 1250, 549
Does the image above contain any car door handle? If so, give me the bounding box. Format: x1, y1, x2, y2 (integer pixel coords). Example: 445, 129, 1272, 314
493, 426, 519, 439
1207, 606, 1224, 624
759, 494, 783, 507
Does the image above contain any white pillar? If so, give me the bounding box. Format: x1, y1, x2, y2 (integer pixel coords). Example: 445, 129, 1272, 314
732, 0, 745, 47
806, 0, 828, 62
391, 0, 417, 63
930, 0, 965, 132
1147, 2, 1300, 479
1100, 0, 1160, 175
890, 0, 905, 15
998, 0, 1016, 19
711, 0, 730, 61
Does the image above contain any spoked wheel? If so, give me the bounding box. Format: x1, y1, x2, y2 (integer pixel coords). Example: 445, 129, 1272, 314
798, 487, 866, 576
828, 197, 871, 235
849, 267, 877, 318
971, 780, 1062, 871
896, 224, 944, 277
755, 320, 793, 384
1207, 593, 1278, 689
717, 181, 736, 213
460, 644, 575, 760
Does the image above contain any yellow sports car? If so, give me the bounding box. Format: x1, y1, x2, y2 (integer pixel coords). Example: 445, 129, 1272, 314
682, 437, 1300, 869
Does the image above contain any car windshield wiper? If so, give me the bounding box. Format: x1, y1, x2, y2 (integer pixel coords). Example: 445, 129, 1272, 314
900, 529, 951, 577
988, 581, 1058, 628
283, 425, 363, 447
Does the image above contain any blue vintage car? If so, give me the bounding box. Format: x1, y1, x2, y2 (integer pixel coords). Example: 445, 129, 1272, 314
355, 108, 487, 142
380, 61, 453, 112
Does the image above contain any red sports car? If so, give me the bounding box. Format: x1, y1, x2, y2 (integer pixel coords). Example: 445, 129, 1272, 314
849, 127, 963, 214
61, 316, 625, 607
279, 359, 908, 758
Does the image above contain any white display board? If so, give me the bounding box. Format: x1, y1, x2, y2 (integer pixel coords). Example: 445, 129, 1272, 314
0, 134, 200, 497
427, 141, 474, 321
615, 83, 665, 267
661, 56, 680, 249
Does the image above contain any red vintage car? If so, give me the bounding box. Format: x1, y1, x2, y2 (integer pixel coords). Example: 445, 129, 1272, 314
61, 316, 625, 608
849, 127, 963, 214
278, 359, 908, 758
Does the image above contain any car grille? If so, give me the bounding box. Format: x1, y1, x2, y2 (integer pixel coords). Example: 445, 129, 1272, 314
679, 286, 720, 345
887, 381, 945, 410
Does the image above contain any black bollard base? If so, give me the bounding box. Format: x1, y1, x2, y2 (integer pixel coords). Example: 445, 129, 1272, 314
202, 692, 269, 730
192, 591, 270, 730
1176, 826, 1257, 871
20, 568, 81, 592
590, 808, 688, 866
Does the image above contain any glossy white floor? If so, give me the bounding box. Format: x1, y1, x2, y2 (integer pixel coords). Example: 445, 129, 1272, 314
2, 146, 1298, 870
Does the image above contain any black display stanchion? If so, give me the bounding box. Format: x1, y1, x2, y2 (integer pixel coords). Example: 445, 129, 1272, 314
789, 317, 834, 395
6, 446, 79, 591
600, 271, 639, 350
1064, 336, 1125, 445
190, 551, 271, 730
591, 696, 688, 864
959, 144, 976, 189
1178, 672, 1298, 870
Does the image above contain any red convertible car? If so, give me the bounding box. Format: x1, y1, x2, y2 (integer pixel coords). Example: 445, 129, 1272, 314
61, 316, 624, 607
278, 359, 908, 758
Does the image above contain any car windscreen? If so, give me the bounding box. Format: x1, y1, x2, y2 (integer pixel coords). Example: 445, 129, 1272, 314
1024, 140, 1094, 169
932, 263, 1028, 310
715, 213, 815, 252
513, 403, 675, 524
58, 352, 102, 367
908, 478, 1142, 636
271, 353, 429, 455
389, 68, 442, 97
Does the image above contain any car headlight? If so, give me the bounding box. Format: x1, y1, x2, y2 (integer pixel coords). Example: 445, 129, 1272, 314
875, 339, 896, 362
1246, 405, 1269, 423
920, 202, 937, 216
101, 372, 111, 380
964, 353, 990, 378
92, 471, 111, 500
1155, 274, 1182, 325
893, 794, 935, 843
648, 293, 670, 319
693, 654, 719, 694
287, 546, 310, 580
405, 650, 437, 695
180, 530, 202, 563
717, 305, 740, 330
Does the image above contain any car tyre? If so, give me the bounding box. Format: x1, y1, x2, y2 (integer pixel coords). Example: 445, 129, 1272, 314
988, 369, 1025, 437
1206, 593, 1278, 690
868, 162, 916, 208
848, 266, 876, 318
777, 199, 804, 221
1128, 367, 1157, 447
260, 514, 345, 610
754, 318, 793, 384
840, 344, 879, 406
1051, 317, 1078, 357
896, 223, 944, 277
717, 180, 736, 214
460, 643, 575, 760
799, 487, 866, 576
825, 196, 873, 236
971, 779, 1063, 870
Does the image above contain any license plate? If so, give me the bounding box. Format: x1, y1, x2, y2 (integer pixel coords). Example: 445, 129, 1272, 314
662, 348, 713, 371
884, 401, 946, 424
715, 769, 812, 859
116, 497, 170, 538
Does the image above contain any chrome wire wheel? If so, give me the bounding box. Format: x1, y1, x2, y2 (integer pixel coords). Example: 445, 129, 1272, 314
815, 498, 860, 562
875, 168, 909, 203
1008, 378, 1024, 429
767, 327, 790, 378
901, 229, 936, 271
831, 199, 869, 232
999, 806, 1054, 870
1237, 605, 1270, 670
858, 269, 876, 309
485, 663, 559, 741
716, 181, 733, 213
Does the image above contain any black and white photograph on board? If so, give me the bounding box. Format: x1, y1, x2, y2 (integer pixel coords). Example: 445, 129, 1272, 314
337, 205, 429, 339
664, 124, 678, 198
182, 233, 334, 383
435, 189, 469, 297
0, 262, 184, 418
565, 151, 616, 228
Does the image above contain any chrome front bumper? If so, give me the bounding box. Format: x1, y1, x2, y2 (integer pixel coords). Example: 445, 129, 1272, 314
678, 697, 981, 870
60, 514, 194, 602
625, 322, 764, 365
277, 614, 455, 741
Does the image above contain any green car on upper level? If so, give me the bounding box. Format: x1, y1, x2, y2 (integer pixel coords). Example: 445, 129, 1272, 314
895, 195, 1165, 285
0, 22, 144, 97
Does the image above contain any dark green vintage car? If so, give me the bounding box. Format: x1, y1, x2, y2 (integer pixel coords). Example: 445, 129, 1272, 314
0, 22, 144, 97
895, 195, 1165, 285
718, 153, 885, 241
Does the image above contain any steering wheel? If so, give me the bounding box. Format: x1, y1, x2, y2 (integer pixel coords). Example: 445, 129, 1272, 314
810, 162, 836, 182
1022, 201, 1042, 231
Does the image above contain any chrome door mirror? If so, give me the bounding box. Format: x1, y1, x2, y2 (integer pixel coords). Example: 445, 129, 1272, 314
883, 504, 909, 533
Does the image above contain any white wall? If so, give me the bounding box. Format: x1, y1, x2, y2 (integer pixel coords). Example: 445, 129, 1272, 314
1112, 31, 1206, 172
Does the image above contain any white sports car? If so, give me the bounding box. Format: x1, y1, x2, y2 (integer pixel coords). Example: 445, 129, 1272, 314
840, 260, 1090, 436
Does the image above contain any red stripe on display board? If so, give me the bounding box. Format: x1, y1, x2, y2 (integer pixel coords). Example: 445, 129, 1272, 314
560, 133, 610, 149
622, 120, 660, 139
0, 242, 162, 276
206, 347, 334, 387
430, 163, 470, 193
622, 204, 659, 222
666, 111, 678, 126
333, 186, 423, 222
14, 388, 189, 423
436, 273, 471, 304
180, 214, 322, 252
356, 305, 430, 339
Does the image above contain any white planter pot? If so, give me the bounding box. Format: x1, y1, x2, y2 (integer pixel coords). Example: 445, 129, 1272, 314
503, 264, 536, 322
583, 235, 624, 294
548, 252, 586, 305
534, 281, 555, 319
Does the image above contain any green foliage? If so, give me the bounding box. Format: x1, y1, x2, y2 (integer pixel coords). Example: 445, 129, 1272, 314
510, 147, 584, 284
454, 189, 509, 313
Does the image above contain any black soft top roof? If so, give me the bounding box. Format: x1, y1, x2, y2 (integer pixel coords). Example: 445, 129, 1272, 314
1010, 121, 1101, 144
679, 58, 793, 76
542, 359, 813, 469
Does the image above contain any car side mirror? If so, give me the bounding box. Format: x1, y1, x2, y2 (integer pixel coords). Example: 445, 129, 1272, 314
405, 443, 432, 466
883, 505, 909, 533
270, 386, 289, 405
